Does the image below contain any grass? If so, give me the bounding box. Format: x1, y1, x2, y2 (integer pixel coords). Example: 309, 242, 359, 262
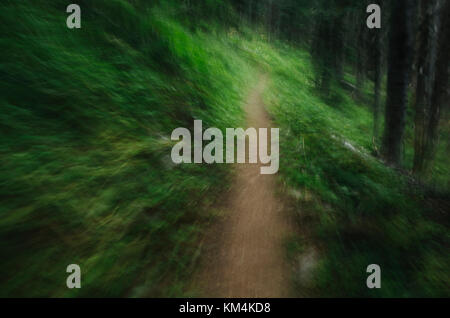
0, 0, 448, 298
257, 40, 449, 297
0, 0, 254, 297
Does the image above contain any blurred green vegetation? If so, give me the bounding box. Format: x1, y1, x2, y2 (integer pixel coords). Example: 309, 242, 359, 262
260, 41, 449, 297
0, 0, 253, 297
0, 0, 448, 298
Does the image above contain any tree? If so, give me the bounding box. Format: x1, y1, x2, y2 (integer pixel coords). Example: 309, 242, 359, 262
420, 0, 450, 173
355, 10, 367, 99
311, 0, 348, 95
382, 0, 417, 165
367, 0, 385, 146
412, 0, 440, 174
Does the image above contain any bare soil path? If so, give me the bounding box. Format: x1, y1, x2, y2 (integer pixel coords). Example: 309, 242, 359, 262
194, 75, 292, 297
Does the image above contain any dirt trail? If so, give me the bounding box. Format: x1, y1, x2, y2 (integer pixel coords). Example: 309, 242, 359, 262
195, 75, 292, 297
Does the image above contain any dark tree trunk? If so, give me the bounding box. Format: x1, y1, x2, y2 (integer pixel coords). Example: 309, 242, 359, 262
266, 0, 273, 41
382, 0, 417, 166
247, 0, 253, 24
372, 0, 386, 146
422, 0, 450, 172
356, 20, 366, 99
331, 7, 345, 81
312, 16, 332, 93
273, 1, 281, 39
373, 30, 383, 144
413, 0, 440, 174
312, 3, 344, 96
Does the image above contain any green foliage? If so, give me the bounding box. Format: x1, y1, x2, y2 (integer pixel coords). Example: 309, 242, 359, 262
0, 0, 448, 298
260, 42, 449, 297
0, 0, 252, 296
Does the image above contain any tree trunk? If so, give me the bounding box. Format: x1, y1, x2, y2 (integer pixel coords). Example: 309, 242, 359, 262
332, 6, 345, 82
413, 0, 440, 174
247, 0, 253, 24
422, 0, 450, 173
356, 13, 366, 99
266, 0, 273, 42
373, 30, 382, 144
382, 0, 417, 166
372, 0, 385, 145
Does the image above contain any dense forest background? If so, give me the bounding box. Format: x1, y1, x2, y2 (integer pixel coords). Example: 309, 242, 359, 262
0, 0, 448, 297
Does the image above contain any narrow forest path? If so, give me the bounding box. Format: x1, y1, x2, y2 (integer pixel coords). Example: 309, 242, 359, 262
194, 75, 293, 297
